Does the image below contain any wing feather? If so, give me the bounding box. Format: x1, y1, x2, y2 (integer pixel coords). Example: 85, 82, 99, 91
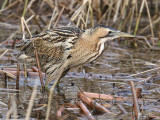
16, 26, 84, 73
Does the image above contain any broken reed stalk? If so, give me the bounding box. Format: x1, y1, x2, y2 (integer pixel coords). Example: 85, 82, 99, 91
31, 66, 39, 72
76, 101, 95, 120
133, 35, 151, 48
121, 8, 132, 31
155, 0, 159, 14
34, 48, 45, 92
2, 68, 32, 72
1, 0, 8, 10
64, 103, 79, 108
43, 0, 54, 9
106, 0, 114, 25
0, 0, 19, 12
21, 16, 45, 92
144, 0, 154, 38
85, 0, 91, 28
127, 6, 135, 33
21, 17, 32, 37
21, 17, 25, 40
71, 0, 90, 28
140, 17, 160, 34
89, 0, 94, 27
0, 49, 8, 59
53, 6, 65, 28
48, 6, 58, 30
16, 63, 20, 99
22, 0, 28, 17
136, 88, 142, 98
113, 0, 121, 22
128, 66, 160, 77
116, 103, 128, 114
78, 92, 110, 113
134, 0, 145, 35
83, 92, 125, 101
129, 81, 141, 119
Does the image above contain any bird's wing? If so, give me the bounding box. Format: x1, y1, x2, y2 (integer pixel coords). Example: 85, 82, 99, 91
16, 26, 84, 70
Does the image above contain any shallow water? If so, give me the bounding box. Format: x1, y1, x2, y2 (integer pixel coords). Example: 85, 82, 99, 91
0, 28, 160, 119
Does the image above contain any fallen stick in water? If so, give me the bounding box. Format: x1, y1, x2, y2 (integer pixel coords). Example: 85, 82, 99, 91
2, 68, 33, 72
129, 81, 141, 119
78, 92, 110, 113
83, 92, 126, 101
76, 101, 95, 120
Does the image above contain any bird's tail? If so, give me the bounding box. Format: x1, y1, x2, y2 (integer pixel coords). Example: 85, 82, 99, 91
15, 39, 32, 51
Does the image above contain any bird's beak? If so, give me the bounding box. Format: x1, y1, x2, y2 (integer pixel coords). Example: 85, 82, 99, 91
110, 31, 135, 38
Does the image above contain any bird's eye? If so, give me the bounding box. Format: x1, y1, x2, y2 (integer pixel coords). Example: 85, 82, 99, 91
109, 31, 112, 34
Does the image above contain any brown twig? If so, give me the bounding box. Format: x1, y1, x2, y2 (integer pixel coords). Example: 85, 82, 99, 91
83, 92, 125, 101
129, 81, 141, 119
53, 6, 65, 28
144, 0, 154, 38
16, 63, 20, 100
34, 48, 45, 92
0, 49, 8, 58
78, 92, 110, 113
116, 103, 128, 114
76, 101, 95, 120
2, 68, 33, 72
31, 66, 39, 72
136, 88, 142, 98
16, 64, 20, 90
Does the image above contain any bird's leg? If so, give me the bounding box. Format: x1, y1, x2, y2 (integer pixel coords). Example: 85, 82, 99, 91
56, 68, 70, 95
55, 79, 60, 94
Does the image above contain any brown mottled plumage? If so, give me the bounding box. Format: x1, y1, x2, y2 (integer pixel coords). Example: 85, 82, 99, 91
16, 25, 134, 85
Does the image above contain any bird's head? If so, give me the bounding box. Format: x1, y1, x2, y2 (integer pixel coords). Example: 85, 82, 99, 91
86, 25, 135, 43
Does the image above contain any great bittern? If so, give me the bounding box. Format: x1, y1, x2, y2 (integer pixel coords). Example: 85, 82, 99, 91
16, 25, 134, 85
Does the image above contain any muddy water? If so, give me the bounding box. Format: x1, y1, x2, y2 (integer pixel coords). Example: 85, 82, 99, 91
0, 29, 160, 119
